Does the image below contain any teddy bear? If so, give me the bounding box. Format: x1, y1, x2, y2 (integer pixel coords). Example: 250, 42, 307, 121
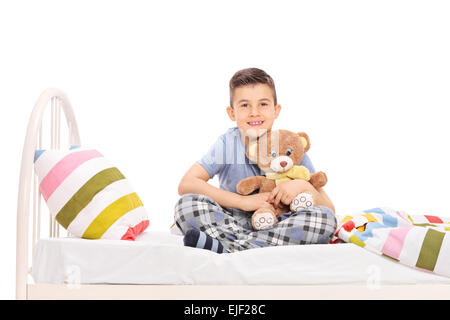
236, 129, 328, 230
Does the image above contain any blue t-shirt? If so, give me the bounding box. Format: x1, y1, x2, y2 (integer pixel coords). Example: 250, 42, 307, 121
197, 127, 315, 194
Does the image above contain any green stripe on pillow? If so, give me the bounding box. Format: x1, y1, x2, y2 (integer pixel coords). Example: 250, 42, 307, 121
56, 167, 125, 228
415, 228, 445, 271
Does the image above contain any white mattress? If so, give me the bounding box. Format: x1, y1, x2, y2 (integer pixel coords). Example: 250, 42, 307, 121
32, 231, 450, 285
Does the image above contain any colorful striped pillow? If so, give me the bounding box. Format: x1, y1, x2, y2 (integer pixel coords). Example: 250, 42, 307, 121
34, 146, 149, 240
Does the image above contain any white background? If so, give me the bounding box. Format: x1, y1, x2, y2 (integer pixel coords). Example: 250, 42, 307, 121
1, 0, 449, 299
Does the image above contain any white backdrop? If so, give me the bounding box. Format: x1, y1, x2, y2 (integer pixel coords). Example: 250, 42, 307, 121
1, 0, 449, 299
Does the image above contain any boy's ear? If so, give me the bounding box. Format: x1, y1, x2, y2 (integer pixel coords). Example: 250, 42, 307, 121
297, 132, 310, 152
226, 106, 235, 121
274, 104, 282, 118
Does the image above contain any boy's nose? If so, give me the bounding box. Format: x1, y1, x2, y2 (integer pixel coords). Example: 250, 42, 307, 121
250, 106, 260, 115
280, 161, 287, 167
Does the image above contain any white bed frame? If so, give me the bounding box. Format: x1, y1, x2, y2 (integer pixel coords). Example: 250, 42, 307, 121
16, 89, 450, 300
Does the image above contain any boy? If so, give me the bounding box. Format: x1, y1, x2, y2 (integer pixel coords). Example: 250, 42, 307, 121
174, 68, 336, 253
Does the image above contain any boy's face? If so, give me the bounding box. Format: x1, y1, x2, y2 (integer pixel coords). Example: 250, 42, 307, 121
227, 83, 281, 138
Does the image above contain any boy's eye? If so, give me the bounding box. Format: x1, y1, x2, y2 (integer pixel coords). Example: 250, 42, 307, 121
286, 149, 292, 156
261, 103, 268, 106
271, 151, 277, 157
241, 103, 248, 108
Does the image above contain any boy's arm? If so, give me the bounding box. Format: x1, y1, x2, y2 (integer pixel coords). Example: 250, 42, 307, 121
268, 179, 336, 213
178, 163, 273, 212
316, 187, 335, 213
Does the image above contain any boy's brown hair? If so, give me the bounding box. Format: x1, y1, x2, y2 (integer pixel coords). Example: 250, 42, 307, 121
229, 68, 277, 108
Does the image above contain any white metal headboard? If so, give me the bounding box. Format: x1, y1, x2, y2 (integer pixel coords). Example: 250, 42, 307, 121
16, 88, 81, 300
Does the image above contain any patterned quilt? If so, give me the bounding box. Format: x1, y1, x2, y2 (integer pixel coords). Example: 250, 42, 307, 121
332, 207, 450, 278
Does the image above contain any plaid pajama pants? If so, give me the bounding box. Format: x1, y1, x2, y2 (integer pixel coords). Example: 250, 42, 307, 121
174, 193, 337, 252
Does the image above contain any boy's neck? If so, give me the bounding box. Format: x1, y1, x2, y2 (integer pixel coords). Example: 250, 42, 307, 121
237, 127, 272, 145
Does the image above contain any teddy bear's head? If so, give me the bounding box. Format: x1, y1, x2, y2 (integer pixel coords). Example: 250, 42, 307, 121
245, 129, 310, 173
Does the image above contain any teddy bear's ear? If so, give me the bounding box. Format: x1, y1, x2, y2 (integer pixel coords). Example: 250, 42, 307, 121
298, 132, 311, 152
247, 141, 258, 162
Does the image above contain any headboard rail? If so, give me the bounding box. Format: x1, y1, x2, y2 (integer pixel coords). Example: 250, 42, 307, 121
16, 88, 81, 299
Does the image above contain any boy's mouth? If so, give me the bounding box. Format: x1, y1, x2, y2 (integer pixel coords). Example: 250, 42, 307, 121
247, 120, 264, 127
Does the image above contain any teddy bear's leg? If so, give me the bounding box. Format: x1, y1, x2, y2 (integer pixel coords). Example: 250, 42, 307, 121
290, 192, 315, 212
252, 208, 278, 231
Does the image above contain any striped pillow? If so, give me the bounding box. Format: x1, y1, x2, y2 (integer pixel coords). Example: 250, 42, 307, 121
34, 146, 149, 240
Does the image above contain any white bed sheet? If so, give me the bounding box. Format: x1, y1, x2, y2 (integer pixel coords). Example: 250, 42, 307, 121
32, 231, 450, 285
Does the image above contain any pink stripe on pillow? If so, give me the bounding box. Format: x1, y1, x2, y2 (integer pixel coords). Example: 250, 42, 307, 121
40, 149, 103, 201
381, 226, 413, 260
121, 220, 150, 241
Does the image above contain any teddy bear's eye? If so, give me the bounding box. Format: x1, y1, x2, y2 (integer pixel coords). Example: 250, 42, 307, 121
286, 149, 292, 156
271, 151, 277, 157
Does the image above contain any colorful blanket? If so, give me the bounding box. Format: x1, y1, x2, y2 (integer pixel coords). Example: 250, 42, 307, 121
332, 207, 450, 278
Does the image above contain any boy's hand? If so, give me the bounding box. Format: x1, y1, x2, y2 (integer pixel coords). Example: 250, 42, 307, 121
268, 179, 317, 208
239, 192, 275, 212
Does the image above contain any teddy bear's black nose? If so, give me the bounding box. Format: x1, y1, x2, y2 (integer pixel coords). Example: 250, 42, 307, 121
280, 161, 287, 167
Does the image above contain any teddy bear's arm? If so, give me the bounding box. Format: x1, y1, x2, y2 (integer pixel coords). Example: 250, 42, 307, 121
236, 176, 268, 195
259, 178, 277, 193
309, 171, 328, 189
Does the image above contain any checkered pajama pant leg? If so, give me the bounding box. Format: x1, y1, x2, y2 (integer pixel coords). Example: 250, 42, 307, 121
174, 193, 337, 253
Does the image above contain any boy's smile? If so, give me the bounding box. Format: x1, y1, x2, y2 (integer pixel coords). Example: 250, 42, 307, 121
227, 83, 281, 138
247, 120, 264, 127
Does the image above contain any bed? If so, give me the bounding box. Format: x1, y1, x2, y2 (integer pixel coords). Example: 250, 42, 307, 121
16, 88, 450, 300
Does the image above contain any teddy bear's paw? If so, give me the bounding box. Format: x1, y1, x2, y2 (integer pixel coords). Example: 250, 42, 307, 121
290, 192, 314, 212
252, 211, 277, 230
